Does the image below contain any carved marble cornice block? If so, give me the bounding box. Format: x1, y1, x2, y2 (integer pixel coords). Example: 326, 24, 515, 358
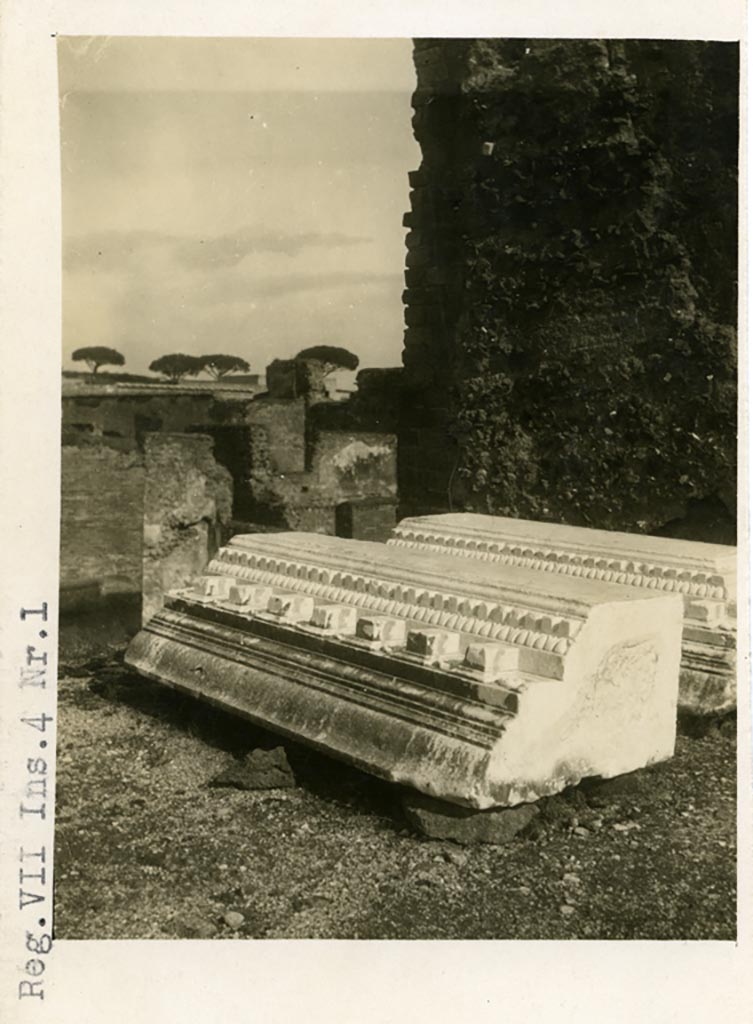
125, 531, 683, 808
390, 514, 737, 716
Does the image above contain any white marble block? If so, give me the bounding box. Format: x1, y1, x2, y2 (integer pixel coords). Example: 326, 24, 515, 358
390, 513, 736, 716
125, 531, 684, 808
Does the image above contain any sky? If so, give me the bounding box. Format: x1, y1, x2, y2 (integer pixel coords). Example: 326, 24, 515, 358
58, 37, 419, 375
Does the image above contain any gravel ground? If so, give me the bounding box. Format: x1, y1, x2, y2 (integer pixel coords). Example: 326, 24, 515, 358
54, 640, 737, 941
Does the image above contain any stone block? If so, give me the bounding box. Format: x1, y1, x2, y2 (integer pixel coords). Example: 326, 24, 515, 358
465, 641, 521, 679
390, 513, 737, 716
201, 576, 233, 600
403, 791, 539, 844
356, 615, 407, 648
267, 593, 315, 623
406, 247, 430, 269
311, 603, 358, 635
406, 627, 461, 663
126, 531, 683, 809
210, 746, 296, 791
227, 583, 273, 610
336, 498, 398, 543
404, 267, 427, 288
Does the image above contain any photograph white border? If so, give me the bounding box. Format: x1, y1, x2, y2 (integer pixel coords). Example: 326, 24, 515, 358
0, 2, 749, 1022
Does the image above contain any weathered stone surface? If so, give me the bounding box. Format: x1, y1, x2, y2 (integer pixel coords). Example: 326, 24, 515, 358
60, 445, 145, 594
142, 433, 233, 623
403, 790, 539, 844
399, 41, 737, 534
336, 498, 397, 543
391, 513, 737, 716
210, 747, 296, 791
60, 578, 103, 613
126, 531, 683, 809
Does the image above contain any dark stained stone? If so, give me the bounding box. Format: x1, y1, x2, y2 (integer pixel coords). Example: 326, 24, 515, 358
402, 790, 539, 845
210, 746, 296, 791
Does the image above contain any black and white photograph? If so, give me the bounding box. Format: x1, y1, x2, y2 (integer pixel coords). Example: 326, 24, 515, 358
52, 33, 739, 941
0, 3, 749, 1022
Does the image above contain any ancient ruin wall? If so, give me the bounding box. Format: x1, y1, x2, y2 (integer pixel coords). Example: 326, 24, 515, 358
60, 371, 401, 599
401, 39, 738, 537
60, 431, 233, 610
142, 434, 234, 621
60, 445, 145, 593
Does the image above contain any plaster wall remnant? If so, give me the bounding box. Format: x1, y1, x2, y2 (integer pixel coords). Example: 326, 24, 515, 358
400, 39, 737, 538
390, 512, 737, 716
125, 530, 683, 809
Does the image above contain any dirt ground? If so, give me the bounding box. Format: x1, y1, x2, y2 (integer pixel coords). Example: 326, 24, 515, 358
54, 628, 737, 942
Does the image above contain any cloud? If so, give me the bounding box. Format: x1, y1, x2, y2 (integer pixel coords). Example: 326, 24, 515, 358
63, 225, 371, 272
201, 269, 401, 306
175, 227, 371, 268
63, 230, 177, 271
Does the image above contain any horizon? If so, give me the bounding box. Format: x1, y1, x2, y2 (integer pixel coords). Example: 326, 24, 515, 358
59, 37, 419, 376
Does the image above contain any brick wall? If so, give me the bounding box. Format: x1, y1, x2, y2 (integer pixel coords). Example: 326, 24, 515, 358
400, 39, 738, 537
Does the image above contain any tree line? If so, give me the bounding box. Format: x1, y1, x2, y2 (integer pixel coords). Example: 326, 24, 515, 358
71, 345, 359, 382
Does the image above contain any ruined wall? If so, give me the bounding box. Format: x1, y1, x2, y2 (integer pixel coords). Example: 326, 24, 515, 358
311, 432, 397, 500
242, 428, 397, 536
142, 434, 233, 621
60, 445, 145, 593
62, 389, 256, 451
311, 368, 402, 435
61, 369, 400, 587
240, 367, 399, 536
401, 39, 738, 538
60, 431, 233, 616
247, 396, 307, 475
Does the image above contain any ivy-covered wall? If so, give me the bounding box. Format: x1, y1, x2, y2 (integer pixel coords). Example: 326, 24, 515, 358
400, 39, 738, 537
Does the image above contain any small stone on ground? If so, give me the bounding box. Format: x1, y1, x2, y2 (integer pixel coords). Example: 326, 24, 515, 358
210, 746, 296, 791
223, 911, 245, 930
402, 791, 539, 845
